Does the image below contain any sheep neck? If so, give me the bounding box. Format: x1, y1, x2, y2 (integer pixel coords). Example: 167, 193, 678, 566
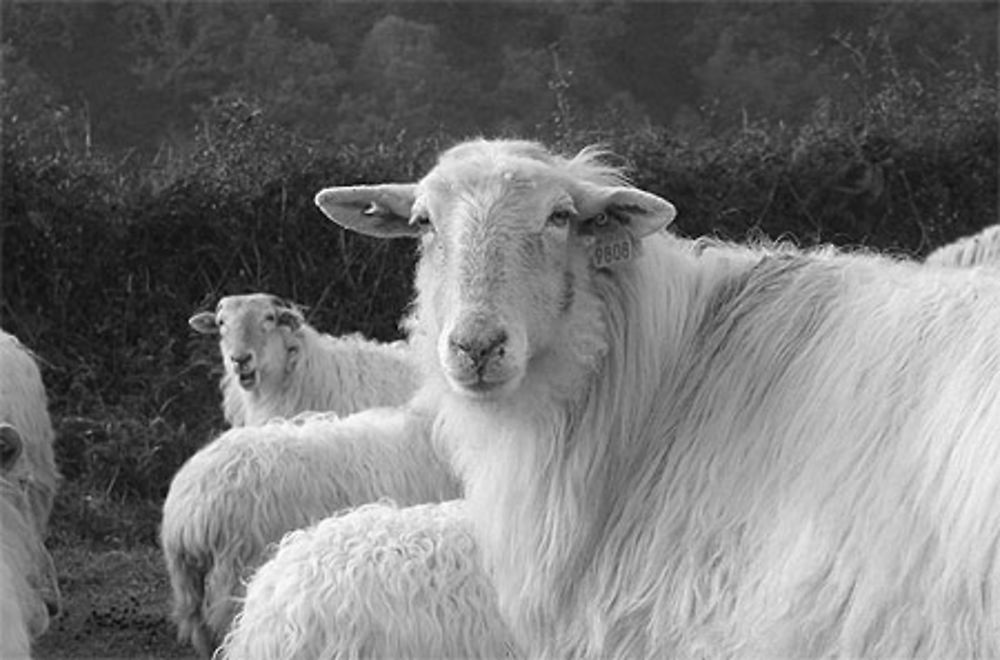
433, 234, 755, 654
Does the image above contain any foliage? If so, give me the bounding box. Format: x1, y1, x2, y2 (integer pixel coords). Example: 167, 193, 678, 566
0, 3, 996, 545
5, 3, 994, 154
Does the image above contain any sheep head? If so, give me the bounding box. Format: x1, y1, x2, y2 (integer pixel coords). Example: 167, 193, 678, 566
189, 294, 305, 393
0, 423, 61, 637
316, 139, 675, 401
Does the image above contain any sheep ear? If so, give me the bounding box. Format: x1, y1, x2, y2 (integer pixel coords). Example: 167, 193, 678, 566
0, 424, 23, 474
576, 186, 676, 239
315, 184, 420, 239
189, 311, 219, 334
276, 307, 303, 330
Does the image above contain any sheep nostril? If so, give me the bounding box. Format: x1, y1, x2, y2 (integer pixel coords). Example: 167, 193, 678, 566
449, 330, 508, 367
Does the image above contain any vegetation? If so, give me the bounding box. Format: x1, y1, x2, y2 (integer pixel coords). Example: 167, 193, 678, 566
1, 2, 997, 547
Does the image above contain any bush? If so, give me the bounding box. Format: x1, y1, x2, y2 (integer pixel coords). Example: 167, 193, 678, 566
2, 79, 996, 545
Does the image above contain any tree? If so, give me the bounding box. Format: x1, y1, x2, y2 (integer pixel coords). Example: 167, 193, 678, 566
348, 14, 477, 140
231, 14, 347, 138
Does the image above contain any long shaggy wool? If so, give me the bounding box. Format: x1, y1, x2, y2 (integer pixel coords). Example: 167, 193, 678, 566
190, 293, 420, 426
0, 329, 59, 536
0, 426, 60, 659
316, 138, 1000, 658
219, 500, 520, 660
160, 407, 462, 658
925, 223, 1000, 267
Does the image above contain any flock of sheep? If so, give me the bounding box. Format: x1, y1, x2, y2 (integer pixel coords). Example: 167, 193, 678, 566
4, 137, 1000, 659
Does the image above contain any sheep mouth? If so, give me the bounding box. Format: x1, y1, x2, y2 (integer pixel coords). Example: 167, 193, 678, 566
447, 371, 519, 400
237, 371, 257, 389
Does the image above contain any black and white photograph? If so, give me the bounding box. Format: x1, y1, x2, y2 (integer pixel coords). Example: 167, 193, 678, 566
2, 2, 998, 658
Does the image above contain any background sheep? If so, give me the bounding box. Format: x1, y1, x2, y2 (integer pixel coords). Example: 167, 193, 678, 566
925, 223, 1000, 267
0, 329, 59, 536
160, 406, 462, 658
0, 423, 61, 660
219, 499, 520, 660
189, 293, 419, 426
316, 138, 1000, 657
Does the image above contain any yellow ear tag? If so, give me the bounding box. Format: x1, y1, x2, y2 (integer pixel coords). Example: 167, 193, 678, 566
590, 216, 639, 269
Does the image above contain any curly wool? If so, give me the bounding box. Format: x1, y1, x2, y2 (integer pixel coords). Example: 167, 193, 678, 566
220, 500, 520, 660
161, 407, 462, 658
0, 330, 59, 536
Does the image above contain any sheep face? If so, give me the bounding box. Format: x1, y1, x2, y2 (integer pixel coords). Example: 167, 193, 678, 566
189, 294, 304, 394
316, 139, 676, 401
0, 423, 61, 639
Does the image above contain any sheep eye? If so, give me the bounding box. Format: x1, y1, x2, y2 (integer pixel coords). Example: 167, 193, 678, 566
547, 209, 574, 228
409, 214, 433, 230
264, 313, 276, 323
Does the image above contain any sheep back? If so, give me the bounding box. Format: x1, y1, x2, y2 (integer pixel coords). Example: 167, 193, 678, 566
925, 224, 1000, 267
161, 407, 461, 656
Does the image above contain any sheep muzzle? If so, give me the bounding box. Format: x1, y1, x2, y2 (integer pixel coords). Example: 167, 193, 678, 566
440, 314, 524, 398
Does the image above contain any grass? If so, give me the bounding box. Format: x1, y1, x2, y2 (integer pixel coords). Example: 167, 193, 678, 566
36, 510, 195, 659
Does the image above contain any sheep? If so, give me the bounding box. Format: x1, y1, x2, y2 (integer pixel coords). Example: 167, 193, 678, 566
189, 293, 419, 426
925, 223, 1000, 267
315, 137, 1000, 658
0, 329, 59, 537
1, 423, 61, 659
160, 406, 462, 658
219, 499, 520, 660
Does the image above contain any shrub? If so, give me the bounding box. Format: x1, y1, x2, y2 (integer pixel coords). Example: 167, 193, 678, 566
2, 76, 995, 543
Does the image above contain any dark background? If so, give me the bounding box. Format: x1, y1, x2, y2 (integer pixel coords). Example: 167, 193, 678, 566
1, 1, 997, 545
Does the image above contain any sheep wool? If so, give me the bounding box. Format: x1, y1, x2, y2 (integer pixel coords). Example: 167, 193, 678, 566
189, 294, 419, 426
0, 329, 59, 537
925, 223, 1000, 267
161, 406, 462, 658
220, 500, 520, 660
0, 424, 60, 659
316, 138, 1000, 658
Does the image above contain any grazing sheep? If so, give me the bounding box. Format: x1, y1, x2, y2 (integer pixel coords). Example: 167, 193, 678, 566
0, 329, 59, 536
0, 423, 61, 659
219, 499, 520, 660
925, 223, 1000, 267
161, 406, 462, 658
316, 138, 1000, 658
189, 293, 419, 426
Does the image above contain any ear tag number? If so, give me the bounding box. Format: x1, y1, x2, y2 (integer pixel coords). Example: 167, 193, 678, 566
590, 221, 638, 269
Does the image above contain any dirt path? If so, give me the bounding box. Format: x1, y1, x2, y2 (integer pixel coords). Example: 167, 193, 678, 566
34, 543, 197, 660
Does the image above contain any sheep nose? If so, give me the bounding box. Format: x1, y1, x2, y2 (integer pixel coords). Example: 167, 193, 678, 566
231, 354, 253, 370
449, 329, 508, 370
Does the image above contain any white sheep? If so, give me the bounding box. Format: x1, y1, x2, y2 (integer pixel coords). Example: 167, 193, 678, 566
160, 406, 462, 658
315, 138, 1000, 657
0, 329, 59, 537
0, 423, 61, 660
219, 499, 520, 660
189, 293, 419, 426
925, 223, 1000, 267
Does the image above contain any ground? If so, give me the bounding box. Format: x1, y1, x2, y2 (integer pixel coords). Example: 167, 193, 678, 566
31, 492, 198, 660
33, 541, 196, 660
